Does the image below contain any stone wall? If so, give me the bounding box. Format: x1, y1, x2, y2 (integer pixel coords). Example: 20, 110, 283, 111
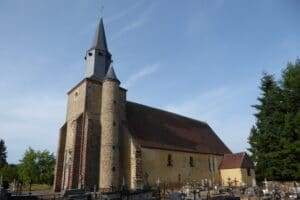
220, 168, 256, 187
80, 117, 101, 190
53, 123, 67, 192
59, 80, 88, 190
69, 114, 83, 189
140, 147, 223, 187
131, 141, 143, 189
100, 80, 121, 190
79, 80, 102, 190
120, 130, 143, 190
64, 81, 87, 159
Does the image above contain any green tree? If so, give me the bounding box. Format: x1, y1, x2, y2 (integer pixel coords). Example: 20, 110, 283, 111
0, 139, 8, 168
279, 59, 300, 180
248, 73, 284, 181
18, 148, 39, 186
18, 148, 55, 186
0, 164, 19, 183
36, 150, 55, 185
249, 59, 300, 181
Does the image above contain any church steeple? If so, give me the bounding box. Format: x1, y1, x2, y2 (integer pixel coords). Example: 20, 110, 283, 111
90, 18, 108, 51
85, 18, 112, 81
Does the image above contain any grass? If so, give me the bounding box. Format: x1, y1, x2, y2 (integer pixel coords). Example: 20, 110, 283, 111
22, 184, 52, 191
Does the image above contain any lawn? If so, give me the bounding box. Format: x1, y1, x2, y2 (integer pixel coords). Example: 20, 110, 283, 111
21, 184, 52, 191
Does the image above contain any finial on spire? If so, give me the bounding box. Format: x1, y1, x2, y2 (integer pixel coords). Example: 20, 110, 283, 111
99, 0, 104, 18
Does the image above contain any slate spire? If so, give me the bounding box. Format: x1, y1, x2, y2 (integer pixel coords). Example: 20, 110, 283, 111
85, 18, 112, 80
104, 65, 120, 84
90, 18, 108, 51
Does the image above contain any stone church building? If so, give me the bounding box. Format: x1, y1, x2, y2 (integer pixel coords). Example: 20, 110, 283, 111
53, 19, 255, 192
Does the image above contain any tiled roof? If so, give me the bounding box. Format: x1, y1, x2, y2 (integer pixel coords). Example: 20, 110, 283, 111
126, 101, 232, 155
219, 152, 254, 169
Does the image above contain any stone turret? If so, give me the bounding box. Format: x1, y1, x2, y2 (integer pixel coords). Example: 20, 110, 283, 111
99, 66, 121, 191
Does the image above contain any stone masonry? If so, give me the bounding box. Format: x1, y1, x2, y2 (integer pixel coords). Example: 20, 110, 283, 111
53, 124, 67, 192
100, 79, 121, 191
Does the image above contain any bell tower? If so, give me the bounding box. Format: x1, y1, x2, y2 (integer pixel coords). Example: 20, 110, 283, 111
85, 18, 112, 80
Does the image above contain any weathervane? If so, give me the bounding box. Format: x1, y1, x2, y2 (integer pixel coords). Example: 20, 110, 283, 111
99, 0, 104, 18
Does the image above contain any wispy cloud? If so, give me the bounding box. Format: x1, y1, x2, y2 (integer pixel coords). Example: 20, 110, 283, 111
112, 2, 157, 40
186, 0, 225, 37
164, 86, 254, 153
165, 87, 232, 122
123, 63, 160, 88
81, 0, 147, 37
106, 0, 146, 24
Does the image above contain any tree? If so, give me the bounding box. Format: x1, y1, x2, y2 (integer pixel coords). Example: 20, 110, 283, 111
18, 148, 39, 186
0, 139, 7, 168
0, 164, 19, 183
279, 59, 300, 180
249, 59, 300, 181
17, 148, 55, 186
248, 73, 284, 181
36, 150, 55, 185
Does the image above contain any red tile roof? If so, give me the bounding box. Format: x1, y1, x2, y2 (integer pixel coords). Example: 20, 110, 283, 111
219, 152, 254, 169
126, 101, 232, 155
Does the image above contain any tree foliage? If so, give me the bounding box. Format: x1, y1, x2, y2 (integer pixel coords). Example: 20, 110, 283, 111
18, 148, 39, 184
37, 150, 55, 185
18, 148, 55, 185
0, 164, 19, 183
248, 59, 300, 181
0, 139, 8, 168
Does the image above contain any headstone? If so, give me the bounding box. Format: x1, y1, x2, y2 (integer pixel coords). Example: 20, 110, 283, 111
0, 187, 8, 200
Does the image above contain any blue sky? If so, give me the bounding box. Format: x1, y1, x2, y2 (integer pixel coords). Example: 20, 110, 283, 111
0, 0, 299, 163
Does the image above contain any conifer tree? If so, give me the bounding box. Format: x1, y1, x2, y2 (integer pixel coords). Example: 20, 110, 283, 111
249, 59, 300, 181
0, 139, 8, 168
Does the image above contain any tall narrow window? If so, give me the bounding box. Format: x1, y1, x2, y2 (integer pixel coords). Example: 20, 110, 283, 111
208, 158, 212, 172
247, 168, 251, 176
167, 154, 173, 167
189, 156, 194, 167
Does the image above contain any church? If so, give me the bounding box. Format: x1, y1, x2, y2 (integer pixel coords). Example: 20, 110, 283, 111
53, 19, 255, 192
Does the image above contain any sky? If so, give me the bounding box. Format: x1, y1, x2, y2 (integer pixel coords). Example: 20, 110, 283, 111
0, 0, 299, 163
